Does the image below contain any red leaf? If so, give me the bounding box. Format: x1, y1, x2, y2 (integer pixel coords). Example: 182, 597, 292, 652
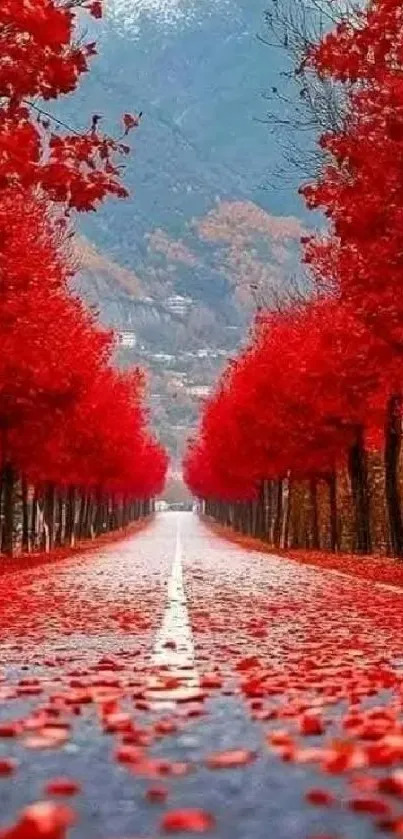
161, 809, 216, 833
45, 779, 81, 796
89, 1, 102, 18
206, 749, 256, 769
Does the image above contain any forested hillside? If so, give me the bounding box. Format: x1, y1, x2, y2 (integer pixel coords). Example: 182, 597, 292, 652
64, 0, 306, 456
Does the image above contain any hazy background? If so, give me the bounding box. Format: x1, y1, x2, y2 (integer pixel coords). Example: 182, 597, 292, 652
61, 0, 309, 463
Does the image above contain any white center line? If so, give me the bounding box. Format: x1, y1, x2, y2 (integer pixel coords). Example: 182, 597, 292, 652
147, 514, 199, 709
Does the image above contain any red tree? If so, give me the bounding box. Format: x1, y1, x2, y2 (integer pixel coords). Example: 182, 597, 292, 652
185, 298, 385, 551
0, 0, 139, 210
301, 0, 403, 553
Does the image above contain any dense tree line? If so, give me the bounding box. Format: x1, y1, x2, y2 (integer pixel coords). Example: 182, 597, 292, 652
185, 0, 403, 557
0, 1, 167, 555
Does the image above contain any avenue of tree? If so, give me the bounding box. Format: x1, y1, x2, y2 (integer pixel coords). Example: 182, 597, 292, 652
0, 0, 168, 555
185, 0, 403, 557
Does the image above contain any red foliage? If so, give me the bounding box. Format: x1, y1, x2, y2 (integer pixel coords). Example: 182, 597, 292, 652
0, 187, 168, 502
302, 0, 403, 382
0, 0, 139, 211
184, 298, 383, 501
184, 0, 403, 541
0, 1, 167, 531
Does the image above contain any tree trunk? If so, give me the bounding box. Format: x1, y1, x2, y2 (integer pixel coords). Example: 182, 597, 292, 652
281, 475, 291, 550
250, 499, 258, 537
44, 483, 56, 552
2, 463, 15, 556
261, 480, 268, 540
267, 480, 274, 544
78, 493, 87, 540
328, 472, 339, 553
66, 486, 76, 547
238, 502, 244, 533
117, 497, 123, 530
21, 476, 30, 553
108, 496, 113, 531
85, 495, 94, 539
55, 493, 65, 546
348, 427, 372, 554
31, 488, 39, 551
273, 480, 283, 548
124, 497, 130, 528
94, 489, 104, 535
240, 502, 247, 535
254, 483, 265, 539
248, 500, 253, 535
310, 478, 320, 549
384, 394, 403, 557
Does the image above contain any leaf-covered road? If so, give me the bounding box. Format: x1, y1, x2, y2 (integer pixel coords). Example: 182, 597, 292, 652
1, 512, 403, 839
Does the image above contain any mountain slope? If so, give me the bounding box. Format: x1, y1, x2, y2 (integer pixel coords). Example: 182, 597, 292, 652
58, 0, 307, 456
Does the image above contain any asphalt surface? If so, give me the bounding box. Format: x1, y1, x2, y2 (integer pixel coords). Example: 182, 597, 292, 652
0, 512, 403, 839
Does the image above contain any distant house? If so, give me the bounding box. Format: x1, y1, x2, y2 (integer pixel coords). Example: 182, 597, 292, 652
186, 385, 210, 398
151, 353, 175, 364
165, 295, 193, 317
171, 377, 186, 389
117, 331, 137, 349
155, 500, 169, 512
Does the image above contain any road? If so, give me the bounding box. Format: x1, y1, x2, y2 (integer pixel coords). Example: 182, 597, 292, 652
0, 512, 403, 839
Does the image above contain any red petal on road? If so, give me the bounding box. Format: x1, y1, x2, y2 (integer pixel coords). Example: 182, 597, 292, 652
349, 796, 391, 815
145, 785, 169, 802
154, 719, 178, 735
235, 656, 260, 672
267, 729, 293, 746
305, 788, 335, 806
300, 713, 324, 736
0, 801, 76, 839
45, 778, 81, 796
115, 745, 144, 764
161, 809, 216, 833
323, 741, 367, 773
378, 770, 403, 795
24, 727, 69, 749
0, 759, 16, 776
200, 674, 223, 689
0, 723, 21, 738
206, 748, 256, 769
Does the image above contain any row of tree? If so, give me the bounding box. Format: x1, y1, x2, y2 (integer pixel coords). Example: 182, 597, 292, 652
0, 1, 168, 554
184, 0, 403, 556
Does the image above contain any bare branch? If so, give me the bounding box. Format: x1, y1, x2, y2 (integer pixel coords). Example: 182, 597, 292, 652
260, 0, 358, 187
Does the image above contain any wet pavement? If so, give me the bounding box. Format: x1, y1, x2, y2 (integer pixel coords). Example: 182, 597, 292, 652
1, 512, 403, 839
